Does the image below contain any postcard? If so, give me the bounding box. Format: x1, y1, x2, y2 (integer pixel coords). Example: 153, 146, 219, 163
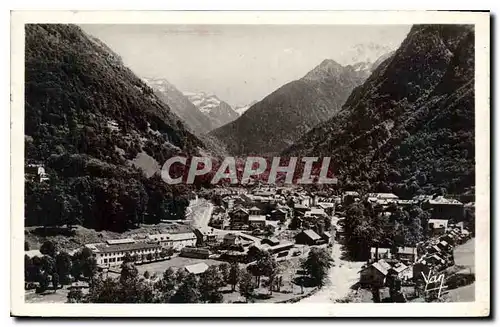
10, 10, 490, 317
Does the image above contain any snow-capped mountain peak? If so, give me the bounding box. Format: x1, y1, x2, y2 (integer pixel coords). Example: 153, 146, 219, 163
184, 91, 239, 129
234, 100, 258, 116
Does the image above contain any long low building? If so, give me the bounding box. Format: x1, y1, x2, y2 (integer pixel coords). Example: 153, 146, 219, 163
86, 239, 162, 267
147, 232, 197, 250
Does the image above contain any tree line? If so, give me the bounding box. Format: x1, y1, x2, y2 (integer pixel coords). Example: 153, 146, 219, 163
342, 200, 429, 260
67, 247, 333, 303
25, 240, 97, 294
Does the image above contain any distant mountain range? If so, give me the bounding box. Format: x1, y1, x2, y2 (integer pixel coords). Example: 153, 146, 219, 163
183, 91, 239, 130
209, 58, 383, 156
143, 78, 214, 135
284, 25, 474, 196
343, 42, 396, 65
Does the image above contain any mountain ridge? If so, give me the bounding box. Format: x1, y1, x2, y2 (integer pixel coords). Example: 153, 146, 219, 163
284, 24, 475, 197
209, 58, 377, 156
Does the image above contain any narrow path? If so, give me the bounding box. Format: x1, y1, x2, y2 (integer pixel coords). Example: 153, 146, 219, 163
299, 243, 363, 303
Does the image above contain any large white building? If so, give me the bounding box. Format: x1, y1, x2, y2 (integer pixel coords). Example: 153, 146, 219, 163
147, 232, 197, 250
86, 239, 162, 267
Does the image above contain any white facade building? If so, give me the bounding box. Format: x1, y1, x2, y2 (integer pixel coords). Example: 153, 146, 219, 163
87, 239, 162, 267
147, 232, 197, 250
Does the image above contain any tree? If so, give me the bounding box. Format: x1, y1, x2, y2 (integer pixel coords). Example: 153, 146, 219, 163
143, 271, 151, 279
263, 225, 275, 238
55, 251, 72, 284
218, 263, 230, 286
199, 266, 225, 303
36, 272, 50, 294
122, 252, 134, 263
120, 262, 138, 284
228, 262, 240, 291
79, 248, 97, 280
238, 270, 256, 302
40, 240, 58, 258
41, 255, 56, 275
155, 268, 177, 302
171, 273, 200, 303
302, 247, 333, 288
52, 273, 60, 291
175, 268, 188, 284
67, 287, 84, 303
146, 253, 153, 262
251, 251, 277, 287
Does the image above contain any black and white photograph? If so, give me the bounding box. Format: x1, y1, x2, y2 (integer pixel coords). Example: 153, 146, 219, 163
10, 10, 490, 317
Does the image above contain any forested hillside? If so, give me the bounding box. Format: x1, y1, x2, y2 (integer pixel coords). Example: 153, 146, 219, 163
284, 25, 475, 198
24, 24, 204, 232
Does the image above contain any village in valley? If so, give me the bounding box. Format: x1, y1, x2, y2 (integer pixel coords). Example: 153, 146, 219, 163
24, 167, 475, 304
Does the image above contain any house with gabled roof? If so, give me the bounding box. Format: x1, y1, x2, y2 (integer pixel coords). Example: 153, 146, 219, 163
295, 229, 324, 246
359, 259, 392, 288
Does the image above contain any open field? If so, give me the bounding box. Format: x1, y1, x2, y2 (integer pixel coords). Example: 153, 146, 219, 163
135, 256, 227, 276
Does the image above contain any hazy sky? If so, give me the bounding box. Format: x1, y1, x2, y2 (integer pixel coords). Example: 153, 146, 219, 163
81, 24, 411, 107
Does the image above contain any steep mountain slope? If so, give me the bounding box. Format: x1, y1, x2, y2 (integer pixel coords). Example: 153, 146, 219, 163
24, 24, 205, 232
210, 60, 372, 156
143, 78, 214, 134
184, 92, 239, 130
284, 25, 475, 197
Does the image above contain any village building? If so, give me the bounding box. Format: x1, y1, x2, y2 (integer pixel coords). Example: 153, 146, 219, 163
87, 239, 162, 267
439, 233, 456, 246
295, 229, 324, 246
293, 203, 310, 217
317, 202, 335, 215
436, 240, 452, 252
427, 244, 444, 255
270, 208, 288, 221
426, 253, 447, 268
342, 191, 360, 204
367, 193, 399, 201
321, 231, 332, 244
370, 247, 392, 261
394, 247, 418, 263
221, 196, 235, 210
422, 196, 464, 220
395, 199, 416, 207
147, 232, 197, 250
389, 262, 412, 280
248, 215, 266, 229
305, 207, 327, 219
249, 206, 261, 215
184, 262, 209, 275
428, 218, 449, 236
222, 233, 245, 246
261, 237, 280, 247
229, 207, 250, 229
179, 246, 210, 259
194, 227, 219, 246
359, 259, 392, 288
262, 242, 295, 255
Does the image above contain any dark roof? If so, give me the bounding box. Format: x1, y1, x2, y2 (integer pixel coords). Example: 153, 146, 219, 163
298, 229, 321, 241
262, 237, 280, 245
94, 241, 160, 253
